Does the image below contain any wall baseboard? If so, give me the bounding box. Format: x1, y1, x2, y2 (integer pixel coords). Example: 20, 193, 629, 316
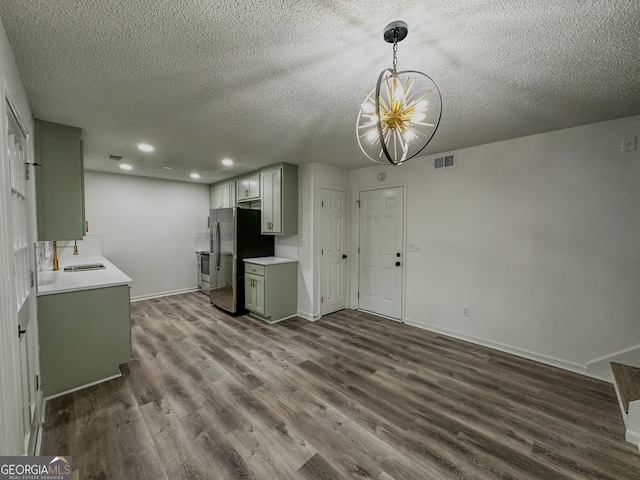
585, 345, 640, 382
404, 318, 611, 383
44, 372, 122, 401
131, 287, 201, 302
297, 310, 316, 321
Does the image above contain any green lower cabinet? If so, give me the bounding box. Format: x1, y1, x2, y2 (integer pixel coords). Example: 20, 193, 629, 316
37, 285, 132, 397
244, 261, 297, 323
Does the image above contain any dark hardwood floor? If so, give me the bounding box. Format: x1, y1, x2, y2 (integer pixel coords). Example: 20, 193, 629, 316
42, 292, 640, 479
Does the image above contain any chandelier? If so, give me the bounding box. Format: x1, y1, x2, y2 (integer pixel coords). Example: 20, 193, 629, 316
356, 21, 442, 165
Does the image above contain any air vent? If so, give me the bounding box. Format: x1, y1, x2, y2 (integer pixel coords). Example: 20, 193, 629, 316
106, 154, 123, 161
434, 154, 456, 170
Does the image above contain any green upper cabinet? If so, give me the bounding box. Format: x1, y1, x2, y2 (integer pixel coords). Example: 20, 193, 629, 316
35, 119, 85, 241
210, 180, 236, 209
261, 163, 298, 235
236, 173, 260, 202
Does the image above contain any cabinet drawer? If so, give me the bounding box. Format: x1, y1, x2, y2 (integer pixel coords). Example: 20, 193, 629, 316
245, 263, 265, 276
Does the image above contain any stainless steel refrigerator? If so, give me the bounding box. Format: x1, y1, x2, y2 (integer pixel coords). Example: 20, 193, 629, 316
209, 207, 274, 314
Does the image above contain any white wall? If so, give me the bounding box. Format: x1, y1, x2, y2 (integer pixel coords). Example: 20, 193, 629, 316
349, 115, 640, 378
84, 171, 209, 300
297, 162, 350, 320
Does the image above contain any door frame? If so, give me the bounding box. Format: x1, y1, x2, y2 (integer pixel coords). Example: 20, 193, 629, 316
354, 182, 408, 323
0, 78, 42, 455
319, 187, 349, 317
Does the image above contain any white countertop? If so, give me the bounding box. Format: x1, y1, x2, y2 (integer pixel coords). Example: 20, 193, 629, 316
243, 256, 298, 265
37, 255, 133, 296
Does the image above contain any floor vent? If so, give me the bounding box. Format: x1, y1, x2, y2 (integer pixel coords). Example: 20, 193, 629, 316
434, 154, 455, 170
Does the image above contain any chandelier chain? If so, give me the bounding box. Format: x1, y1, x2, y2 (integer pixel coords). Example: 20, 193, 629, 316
392, 31, 398, 72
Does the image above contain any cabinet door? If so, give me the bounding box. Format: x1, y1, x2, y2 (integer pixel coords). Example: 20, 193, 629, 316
210, 185, 222, 209
35, 120, 84, 240
261, 167, 282, 234
220, 183, 231, 208
237, 173, 260, 202
245, 273, 265, 315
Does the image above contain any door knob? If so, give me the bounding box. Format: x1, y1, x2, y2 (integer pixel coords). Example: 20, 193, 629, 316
18, 325, 26, 338
395, 261, 401, 267
342, 254, 348, 259
396, 252, 401, 257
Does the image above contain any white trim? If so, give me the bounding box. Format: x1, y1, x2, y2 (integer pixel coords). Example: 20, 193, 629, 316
404, 317, 612, 382
296, 309, 316, 321
130, 287, 200, 302
43, 372, 122, 401
34, 420, 43, 456
585, 344, 640, 366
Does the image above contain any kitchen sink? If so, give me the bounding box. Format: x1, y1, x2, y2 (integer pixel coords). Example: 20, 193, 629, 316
63, 263, 105, 272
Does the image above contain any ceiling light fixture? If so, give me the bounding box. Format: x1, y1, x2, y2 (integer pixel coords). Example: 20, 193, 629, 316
356, 21, 442, 165
119, 163, 133, 171
190, 173, 200, 179
137, 143, 154, 152
222, 158, 233, 166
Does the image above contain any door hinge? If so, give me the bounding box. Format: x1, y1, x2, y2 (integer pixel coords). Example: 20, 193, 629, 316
321, 296, 324, 303
321, 200, 324, 208
321, 249, 323, 255
30, 271, 34, 288
356, 200, 360, 208
358, 247, 360, 254
357, 292, 360, 299
25, 163, 30, 180
35, 374, 40, 391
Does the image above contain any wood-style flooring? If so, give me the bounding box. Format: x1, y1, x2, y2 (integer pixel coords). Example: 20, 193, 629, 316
42, 292, 640, 479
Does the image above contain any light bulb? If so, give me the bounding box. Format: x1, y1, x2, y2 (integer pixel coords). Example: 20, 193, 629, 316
137, 143, 154, 152
119, 163, 132, 171
415, 100, 429, 111
404, 131, 416, 140
412, 113, 426, 122
190, 173, 200, 179
366, 129, 378, 142
222, 158, 233, 166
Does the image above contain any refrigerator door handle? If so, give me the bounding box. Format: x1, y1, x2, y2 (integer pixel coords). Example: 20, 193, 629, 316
215, 221, 221, 271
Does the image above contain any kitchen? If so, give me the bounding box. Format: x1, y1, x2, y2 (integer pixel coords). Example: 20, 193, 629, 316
1, 1, 640, 477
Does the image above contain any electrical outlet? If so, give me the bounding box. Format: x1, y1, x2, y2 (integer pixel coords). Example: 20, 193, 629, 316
408, 243, 420, 252
462, 306, 470, 317
622, 136, 637, 152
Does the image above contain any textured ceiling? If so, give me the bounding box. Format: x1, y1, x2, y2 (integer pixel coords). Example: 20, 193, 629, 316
1, 0, 639, 183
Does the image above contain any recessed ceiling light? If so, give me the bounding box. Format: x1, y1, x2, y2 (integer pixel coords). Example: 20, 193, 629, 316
190, 173, 200, 179
162, 166, 172, 170
120, 163, 133, 171
138, 143, 154, 152
222, 158, 233, 166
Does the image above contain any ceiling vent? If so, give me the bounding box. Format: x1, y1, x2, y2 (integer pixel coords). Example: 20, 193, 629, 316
433, 154, 455, 170
105, 154, 123, 161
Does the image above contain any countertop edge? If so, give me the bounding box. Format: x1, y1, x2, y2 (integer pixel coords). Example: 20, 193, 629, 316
243, 256, 299, 265
36, 256, 133, 297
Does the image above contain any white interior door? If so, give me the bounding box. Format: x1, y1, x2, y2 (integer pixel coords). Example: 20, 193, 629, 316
0, 93, 40, 455
320, 188, 347, 316
358, 187, 404, 320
